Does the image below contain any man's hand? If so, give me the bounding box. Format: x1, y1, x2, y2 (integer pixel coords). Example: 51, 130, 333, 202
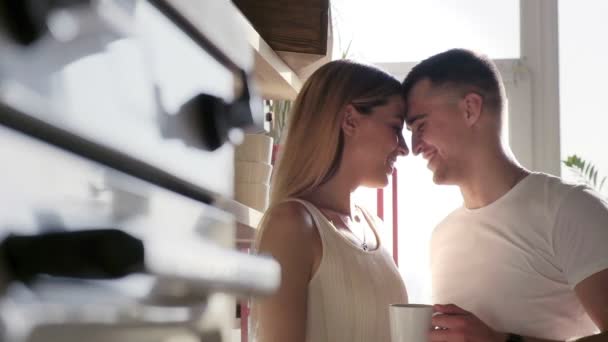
430, 304, 506, 342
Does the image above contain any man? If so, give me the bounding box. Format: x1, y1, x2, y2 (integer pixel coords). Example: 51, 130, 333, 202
402, 49, 608, 342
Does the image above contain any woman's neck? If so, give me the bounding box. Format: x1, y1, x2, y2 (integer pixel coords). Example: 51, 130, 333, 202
303, 168, 358, 215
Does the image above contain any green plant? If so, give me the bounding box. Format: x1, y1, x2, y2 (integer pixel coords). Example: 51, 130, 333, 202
267, 99, 292, 145
563, 154, 607, 193
341, 38, 353, 59
331, 1, 355, 60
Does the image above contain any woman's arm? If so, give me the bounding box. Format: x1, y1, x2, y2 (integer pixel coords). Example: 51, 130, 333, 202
254, 201, 317, 342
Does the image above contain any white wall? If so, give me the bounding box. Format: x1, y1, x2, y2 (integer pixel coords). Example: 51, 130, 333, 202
559, 0, 608, 195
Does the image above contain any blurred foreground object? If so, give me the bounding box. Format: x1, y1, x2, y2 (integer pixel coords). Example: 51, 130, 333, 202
0, 0, 279, 341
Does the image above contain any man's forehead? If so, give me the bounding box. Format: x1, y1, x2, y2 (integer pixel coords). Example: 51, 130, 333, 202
406, 80, 459, 113
409, 78, 435, 97
405, 80, 433, 118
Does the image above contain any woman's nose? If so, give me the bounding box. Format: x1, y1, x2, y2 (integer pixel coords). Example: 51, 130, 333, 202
397, 134, 409, 156
411, 134, 423, 156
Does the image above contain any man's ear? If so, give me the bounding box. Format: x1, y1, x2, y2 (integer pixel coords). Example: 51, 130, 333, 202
341, 104, 359, 137
462, 92, 483, 127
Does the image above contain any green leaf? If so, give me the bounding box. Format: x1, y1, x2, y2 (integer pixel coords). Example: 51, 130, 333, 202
563, 154, 607, 195
342, 39, 353, 59
593, 169, 598, 187
569, 155, 582, 168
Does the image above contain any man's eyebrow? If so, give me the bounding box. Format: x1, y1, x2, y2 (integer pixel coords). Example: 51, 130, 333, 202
405, 113, 427, 127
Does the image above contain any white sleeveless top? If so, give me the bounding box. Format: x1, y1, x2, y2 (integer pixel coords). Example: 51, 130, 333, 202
251, 198, 408, 342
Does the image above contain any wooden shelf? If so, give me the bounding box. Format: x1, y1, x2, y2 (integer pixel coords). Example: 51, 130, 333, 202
161, 0, 302, 100
214, 197, 264, 247
161, 0, 336, 100
233, 0, 329, 56
233, 0, 332, 91
232, 4, 303, 100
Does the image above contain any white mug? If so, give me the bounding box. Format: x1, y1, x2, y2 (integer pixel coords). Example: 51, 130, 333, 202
389, 304, 433, 342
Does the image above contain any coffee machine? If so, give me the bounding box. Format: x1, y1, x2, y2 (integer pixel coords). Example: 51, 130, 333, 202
0, 0, 279, 341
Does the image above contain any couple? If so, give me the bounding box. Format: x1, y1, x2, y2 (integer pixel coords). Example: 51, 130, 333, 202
250, 49, 608, 342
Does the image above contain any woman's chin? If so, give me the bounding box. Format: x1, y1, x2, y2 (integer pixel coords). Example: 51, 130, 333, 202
374, 175, 390, 188
360, 177, 388, 189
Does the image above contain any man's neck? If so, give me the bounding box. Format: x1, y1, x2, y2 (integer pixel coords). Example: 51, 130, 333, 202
459, 151, 530, 210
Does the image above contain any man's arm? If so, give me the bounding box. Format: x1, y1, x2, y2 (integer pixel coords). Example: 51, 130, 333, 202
574, 332, 608, 342
499, 268, 608, 341
430, 304, 608, 342
575, 268, 608, 331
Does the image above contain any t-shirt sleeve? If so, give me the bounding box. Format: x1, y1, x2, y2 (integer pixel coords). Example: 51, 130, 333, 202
553, 186, 608, 287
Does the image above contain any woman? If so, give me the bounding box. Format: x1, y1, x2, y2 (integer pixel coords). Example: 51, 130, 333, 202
251, 60, 409, 342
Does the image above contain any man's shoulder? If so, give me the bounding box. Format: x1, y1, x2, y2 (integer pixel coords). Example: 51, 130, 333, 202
433, 206, 467, 232
523, 172, 606, 220
526, 171, 576, 190
523, 172, 585, 202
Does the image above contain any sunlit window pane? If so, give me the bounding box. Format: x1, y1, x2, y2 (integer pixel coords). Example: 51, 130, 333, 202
331, 0, 520, 62
395, 155, 462, 303
559, 0, 608, 196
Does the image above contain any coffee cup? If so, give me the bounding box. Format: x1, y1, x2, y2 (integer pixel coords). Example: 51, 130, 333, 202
389, 304, 433, 342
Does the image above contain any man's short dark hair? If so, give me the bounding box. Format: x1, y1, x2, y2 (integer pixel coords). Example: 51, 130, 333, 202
402, 49, 506, 114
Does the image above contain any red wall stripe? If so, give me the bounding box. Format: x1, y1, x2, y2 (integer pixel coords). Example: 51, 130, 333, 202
376, 188, 384, 220
392, 170, 399, 266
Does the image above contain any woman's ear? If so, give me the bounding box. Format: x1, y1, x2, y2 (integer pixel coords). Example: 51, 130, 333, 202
341, 104, 359, 137
462, 92, 483, 127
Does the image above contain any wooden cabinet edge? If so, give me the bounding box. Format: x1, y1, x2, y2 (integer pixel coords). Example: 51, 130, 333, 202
231, 3, 303, 100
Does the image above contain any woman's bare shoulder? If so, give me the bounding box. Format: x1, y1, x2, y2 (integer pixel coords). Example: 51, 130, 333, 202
262, 201, 316, 236
252, 201, 317, 341
257, 200, 318, 278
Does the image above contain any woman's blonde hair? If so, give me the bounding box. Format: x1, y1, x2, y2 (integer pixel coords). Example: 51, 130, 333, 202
269, 60, 402, 206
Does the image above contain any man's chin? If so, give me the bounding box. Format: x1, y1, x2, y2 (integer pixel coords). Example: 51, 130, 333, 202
432, 175, 445, 185
431, 169, 451, 185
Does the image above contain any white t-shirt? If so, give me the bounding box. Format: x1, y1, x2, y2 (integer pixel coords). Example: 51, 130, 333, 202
431, 173, 608, 340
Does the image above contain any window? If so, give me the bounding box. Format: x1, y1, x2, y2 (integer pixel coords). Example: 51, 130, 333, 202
559, 0, 608, 193
331, 0, 520, 62
344, 1, 564, 304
